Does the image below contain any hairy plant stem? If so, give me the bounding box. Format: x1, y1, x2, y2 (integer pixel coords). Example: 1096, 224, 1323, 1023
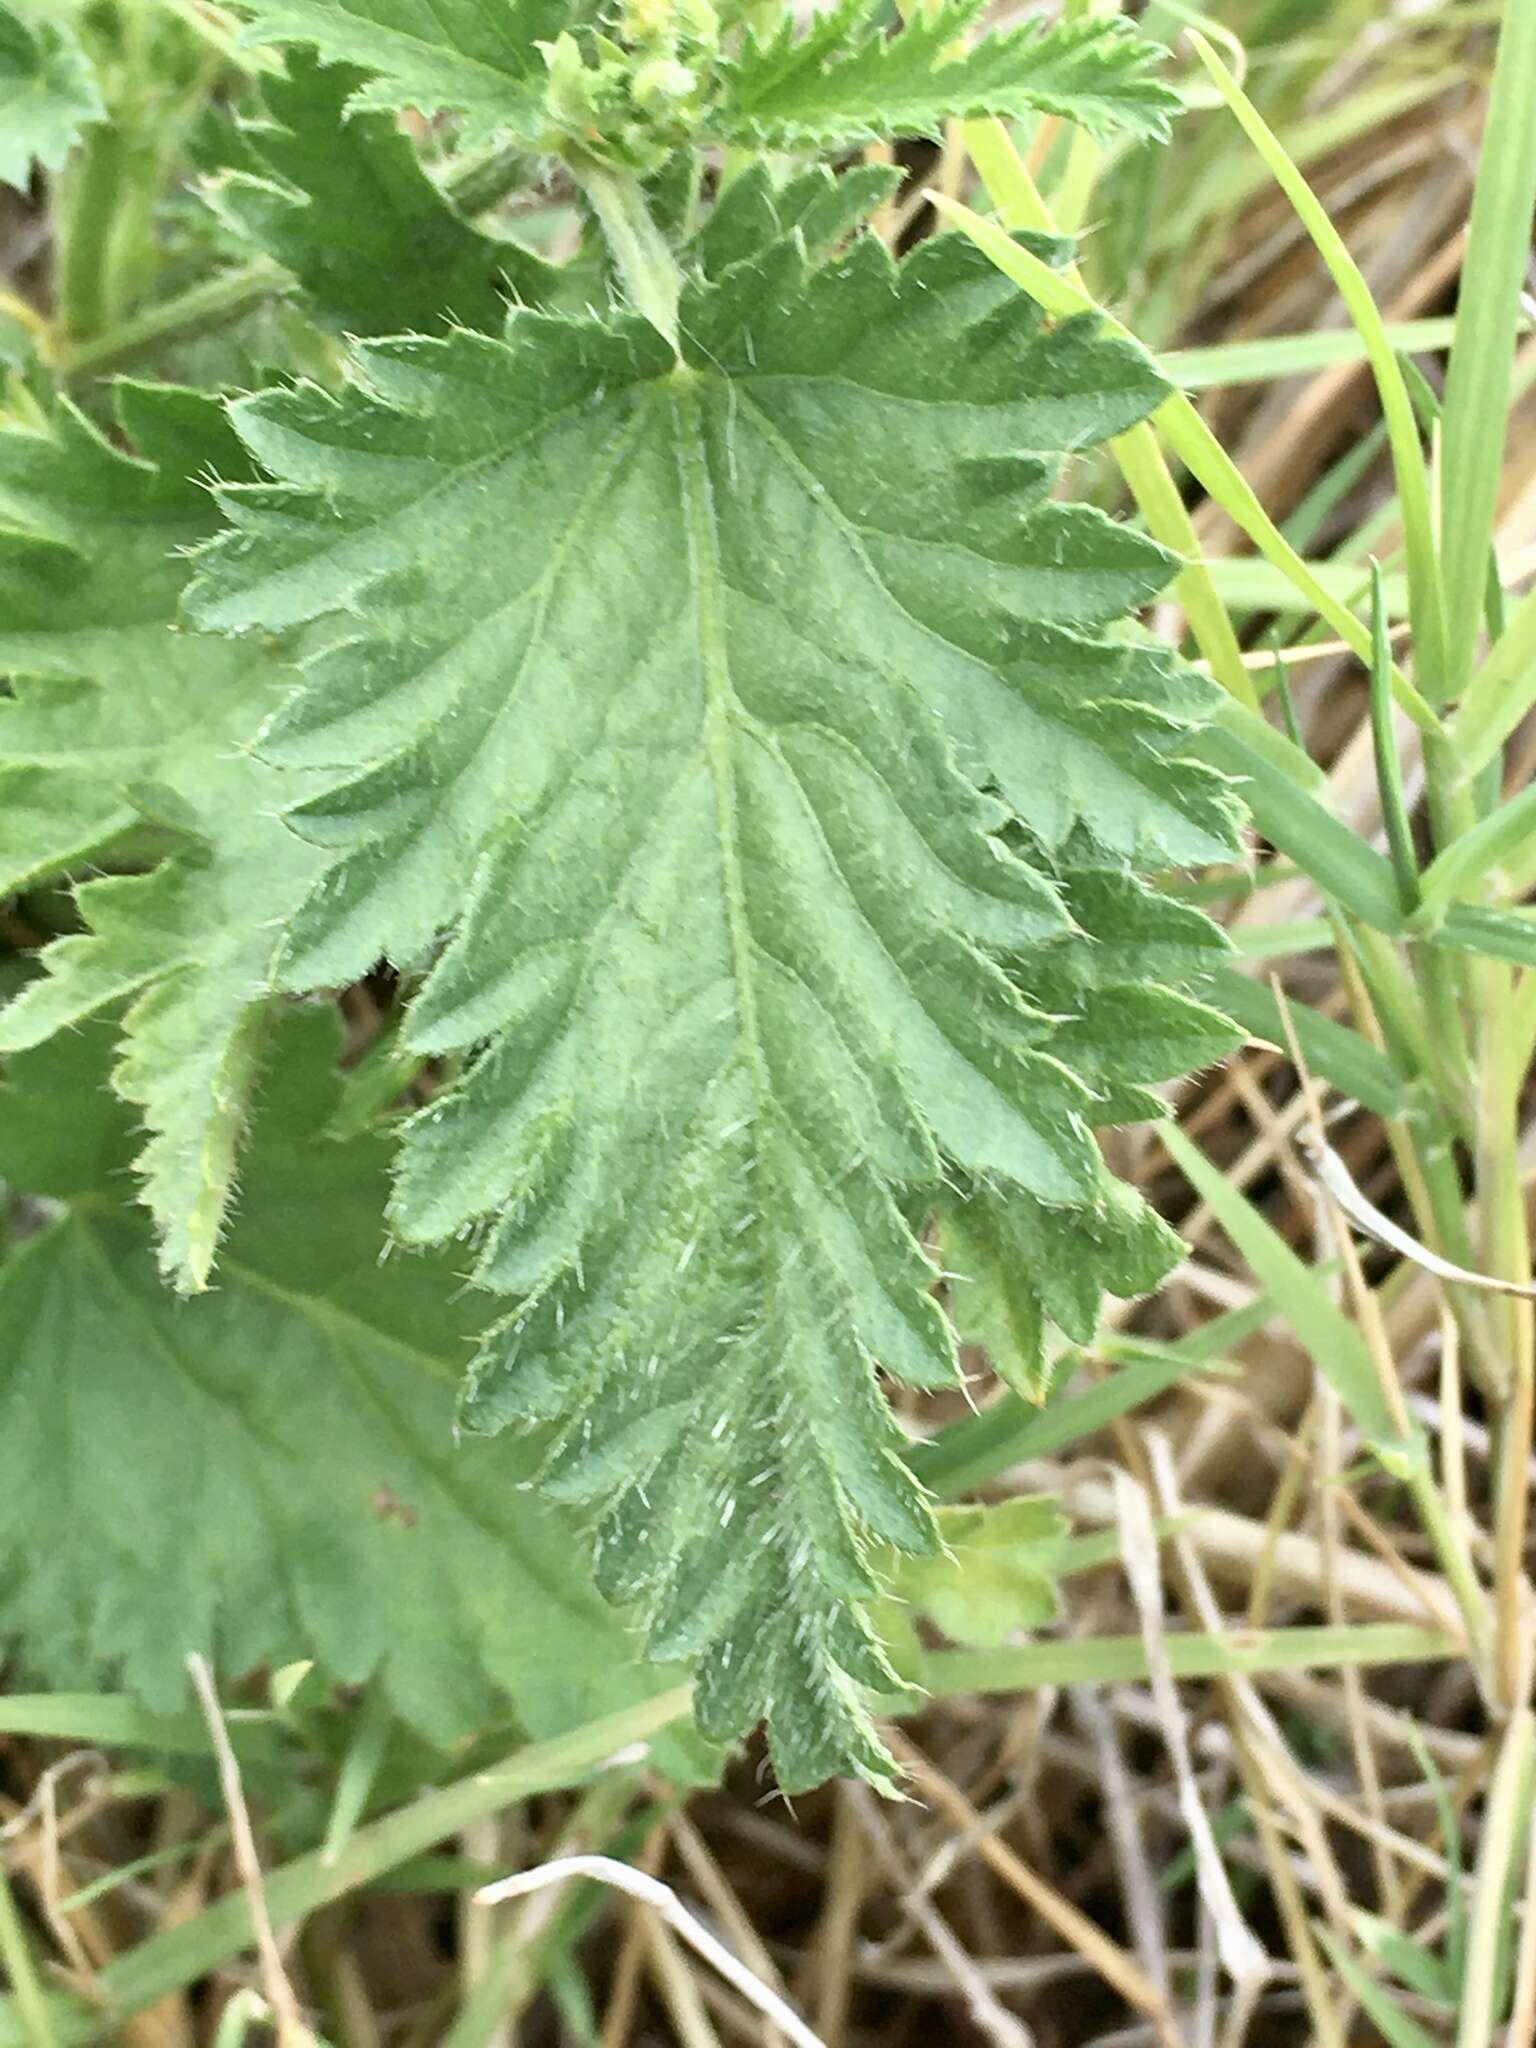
570, 158, 682, 351
55, 259, 293, 380
58, 124, 128, 342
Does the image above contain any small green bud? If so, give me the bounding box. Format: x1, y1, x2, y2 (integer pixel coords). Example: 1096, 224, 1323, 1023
631, 56, 697, 109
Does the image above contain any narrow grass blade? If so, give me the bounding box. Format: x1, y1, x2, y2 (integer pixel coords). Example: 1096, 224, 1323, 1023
0, 1870, 57, 2048
909, 1342, 1240, 1499
1436, 905, 1536, 968
1314, 1926, 1442, 2048
961, 117, 1253, 707
1195, 720, 1406, 934
1369, 560, 1422, 911
1164, 318, 1458, 389
1456, 1710, 1536, 2048
1438, 0, 1536, 694
52, 1689, 695, 2040
926, 193, 1441, 732
1160, 1122, 1406, 1449
1187, 32, 1450, 704
1209, 969, 1402, 1116
921, 1622, 1460, 1697
1450, 584, 1536, 776
1420, 784, 1536, 913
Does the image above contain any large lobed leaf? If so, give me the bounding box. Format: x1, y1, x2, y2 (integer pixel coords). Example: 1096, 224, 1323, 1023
0, 1014, 698, 1755
713, 2, 1183, 150
198, 53, 539, 337
185, 192, 1238, 1787
227, 0, 570, 143
0, 385, 317, 1288
229, 0, 1181, 158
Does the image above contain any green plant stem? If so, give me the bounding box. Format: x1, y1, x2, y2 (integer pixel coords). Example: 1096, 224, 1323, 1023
444, 140, 532, 217
58, 125, 127, 343
55, 260, 292, 380
1456, 1709, 1536, 2048
570, 158, 682, 350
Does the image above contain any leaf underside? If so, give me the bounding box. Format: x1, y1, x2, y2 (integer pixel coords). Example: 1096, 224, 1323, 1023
181, 195, 1238, 1788
0, 1015, 697, 1756
0, 384, 316, 1288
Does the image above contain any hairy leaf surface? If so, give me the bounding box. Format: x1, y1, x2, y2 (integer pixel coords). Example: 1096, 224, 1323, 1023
0, 385, 317, 1287
186, 215, 1235, 1786
713, 3, 1182, 150
0, 2, 102, 189
228, 0, 567, 142
0, 1016, 699, 1754
201, 54, 537, 336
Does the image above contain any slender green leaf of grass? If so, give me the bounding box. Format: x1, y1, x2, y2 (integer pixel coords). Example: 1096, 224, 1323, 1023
927, 193, 1440, 729
1350, 1915, 1453, 2007
1420, 784, 1536, 913
1435, 906, 1536, 969
962, 117, 1253, 706
1229, 918, 1334, 961
44, 1690, 695, 2041
1163, 317, 1458, 389
1160, 1123, 1407, 1449
0, 1695, 248, 1753
1438, 0, 1536, 695
1315, 1927, 1442, 2048
1187, 33, 1450, 706
1456, 1710, 1536, 2048
1369, 561, 1423, 911
1408, 1727, 1467, 1987
1209, 968, 1403, 1116
320, 1680, 393, 1866
1450, 584, 1536, 777
921, 1622, 1459, 1696
0, 1870, 57, 2048
909, 1342, 1241, 1500
1194, 720, 1406, 934
1203, 558, 1409, 616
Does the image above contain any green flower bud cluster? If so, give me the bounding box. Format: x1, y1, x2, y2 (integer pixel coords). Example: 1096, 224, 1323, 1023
538, 0, 723, 171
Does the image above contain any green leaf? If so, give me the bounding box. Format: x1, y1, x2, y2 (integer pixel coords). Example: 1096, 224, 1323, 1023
0, 1013, 699, 1757
200, 53, 542, 336
0, 2, 103, 190
713, 3, 1181, 151
227, 0, 568, 144
942, 1174, 1184, 1400
0, 384, 317, 1289
873, 1497, 1067, 1680
186, 220, 1235, 1790
1161, 1121, 1413, 1455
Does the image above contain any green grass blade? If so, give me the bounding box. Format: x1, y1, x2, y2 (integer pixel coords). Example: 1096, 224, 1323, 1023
1450, 584, 1536, 776
1164, 317, 1458, 389
927, 192, 1441, 732
1436, 905, 1536, 969
1438, 0, 1536, 695
1188, 32, 1451, 705
1160, 1122, 1407, 1448
1420, 784, 1536, 913
962, 117, 1254, 707
922, 1622, 1459, 1696
910, 1342, 1241, 1499
1210, 968, 1403, 1116
76, 1689, 694, 2039
1315, 1926, 1443, 2048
